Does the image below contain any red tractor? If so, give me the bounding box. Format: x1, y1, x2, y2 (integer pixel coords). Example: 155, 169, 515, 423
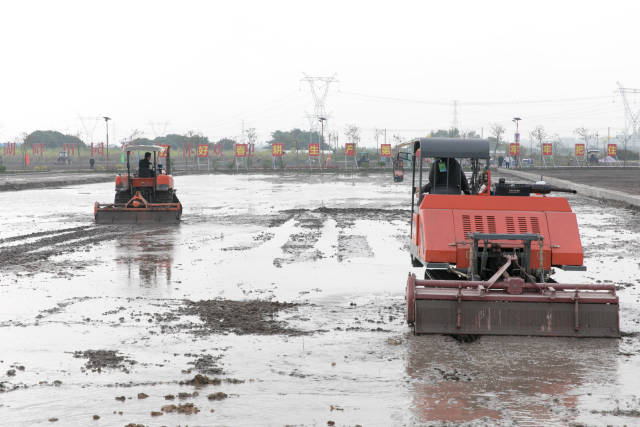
94, 144, 182, 224
405, 138, 619, 337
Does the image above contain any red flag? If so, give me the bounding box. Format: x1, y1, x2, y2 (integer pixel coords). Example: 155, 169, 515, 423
272, 143, 284, 157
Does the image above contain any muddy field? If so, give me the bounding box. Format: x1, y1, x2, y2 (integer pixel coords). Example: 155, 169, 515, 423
524, 167, 640, 195
0, 173, 639, 426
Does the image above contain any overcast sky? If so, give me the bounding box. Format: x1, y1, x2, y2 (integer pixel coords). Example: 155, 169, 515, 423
1, 0, 639, 146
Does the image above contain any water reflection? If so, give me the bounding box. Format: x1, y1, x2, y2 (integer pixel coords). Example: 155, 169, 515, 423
405, 334, 619, 424
114, 227, 176, 287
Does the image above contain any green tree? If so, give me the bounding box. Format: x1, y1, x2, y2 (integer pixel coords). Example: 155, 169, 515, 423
215, 138, 237, 150
268, 128, 326, 150
430, 128, 460, 138
25, 130, 85, 148
130, 133, 211, 150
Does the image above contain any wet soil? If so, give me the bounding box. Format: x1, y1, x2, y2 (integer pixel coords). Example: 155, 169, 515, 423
0, 173, 637, 426
72, 350, 136, 373
177, 299, 304, 336
0, 225, 127, 270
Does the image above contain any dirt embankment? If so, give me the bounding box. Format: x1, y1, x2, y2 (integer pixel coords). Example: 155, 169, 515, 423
0, 173, 113, 191
512, 167, 640, 195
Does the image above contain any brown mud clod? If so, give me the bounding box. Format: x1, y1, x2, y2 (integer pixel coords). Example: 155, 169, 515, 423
73, 350, 136, 373
208, 392, 228, 400
160, 403, 200, 414
178, 299, 304, 336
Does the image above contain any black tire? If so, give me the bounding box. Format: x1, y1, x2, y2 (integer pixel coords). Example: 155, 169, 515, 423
424, 269, 458, 280
114, 191, 131, 204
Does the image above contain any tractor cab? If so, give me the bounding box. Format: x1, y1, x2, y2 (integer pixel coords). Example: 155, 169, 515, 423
412, 138, 491, 207
126, 144, 166, 178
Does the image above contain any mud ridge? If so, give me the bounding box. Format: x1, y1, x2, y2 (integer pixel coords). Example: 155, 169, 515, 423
177, 299, 305, 336
0, 226, 93, 245
0, 226, 127, 268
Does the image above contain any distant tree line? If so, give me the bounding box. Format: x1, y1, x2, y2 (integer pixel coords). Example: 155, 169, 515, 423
25, 130, 85, 148
268, 128, 328, 150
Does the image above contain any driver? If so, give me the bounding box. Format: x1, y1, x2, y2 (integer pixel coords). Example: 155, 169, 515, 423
421, 157, 470, 195
138, 152, 154, 177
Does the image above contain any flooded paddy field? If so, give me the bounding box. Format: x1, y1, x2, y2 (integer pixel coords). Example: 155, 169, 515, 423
0, 173, 639, 426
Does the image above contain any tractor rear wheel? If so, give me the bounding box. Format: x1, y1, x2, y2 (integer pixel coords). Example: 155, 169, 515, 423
114, 191, 131, 204
155, 190, 176, 203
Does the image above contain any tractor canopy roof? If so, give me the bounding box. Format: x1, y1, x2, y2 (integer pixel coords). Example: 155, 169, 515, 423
123, 144, 166, 153
412, 138, 490, 160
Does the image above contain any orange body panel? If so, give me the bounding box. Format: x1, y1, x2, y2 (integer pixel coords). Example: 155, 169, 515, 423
546, 212, 584, 266
115, 174, 174, 189
413, 194, 583, 269
422, 209, 456, 263
420, 194, 572, 212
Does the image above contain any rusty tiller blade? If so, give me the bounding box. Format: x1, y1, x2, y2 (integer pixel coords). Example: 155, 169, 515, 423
409, 275, 620, 338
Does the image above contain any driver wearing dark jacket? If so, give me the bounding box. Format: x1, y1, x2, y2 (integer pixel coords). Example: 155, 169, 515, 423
139, 152, 153, 177
421, 157, 470, 195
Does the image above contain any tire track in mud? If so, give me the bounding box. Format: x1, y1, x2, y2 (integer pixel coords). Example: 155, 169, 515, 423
0, 226, 129, 269
273, 210, 326, 267
272, 207, 407, 267
0, 226, 93, 244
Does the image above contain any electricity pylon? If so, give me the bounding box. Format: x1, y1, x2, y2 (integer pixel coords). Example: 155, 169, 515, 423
301, 73, 338, 120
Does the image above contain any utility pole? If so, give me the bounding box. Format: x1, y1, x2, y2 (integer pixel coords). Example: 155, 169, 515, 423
375, 129, 384, 166
512, 117, 521, 167
103, 116, 111, 169
319, 116, 326, 170
383, 129, 387, 166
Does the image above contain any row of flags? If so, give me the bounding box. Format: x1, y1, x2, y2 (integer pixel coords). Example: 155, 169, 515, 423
509, 143, 618, 157
3, 141, 618, 158
271, 143, 391, 158
157, 142, 393, 158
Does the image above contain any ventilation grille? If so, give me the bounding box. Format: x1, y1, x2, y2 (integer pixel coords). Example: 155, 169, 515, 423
462, 215, 471, 235
461, 214, 542, 236
517, 216, 528, 233
487, 216, 497, 233
474, 215, 485, 233
531, 217, 541, 234
506, 217, 516, 233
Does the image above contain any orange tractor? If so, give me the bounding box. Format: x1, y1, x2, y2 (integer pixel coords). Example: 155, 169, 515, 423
405, 138, 619, 337
94, 144, 182, 224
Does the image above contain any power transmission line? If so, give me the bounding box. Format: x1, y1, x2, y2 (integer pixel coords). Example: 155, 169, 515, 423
338, 90, 612, 106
